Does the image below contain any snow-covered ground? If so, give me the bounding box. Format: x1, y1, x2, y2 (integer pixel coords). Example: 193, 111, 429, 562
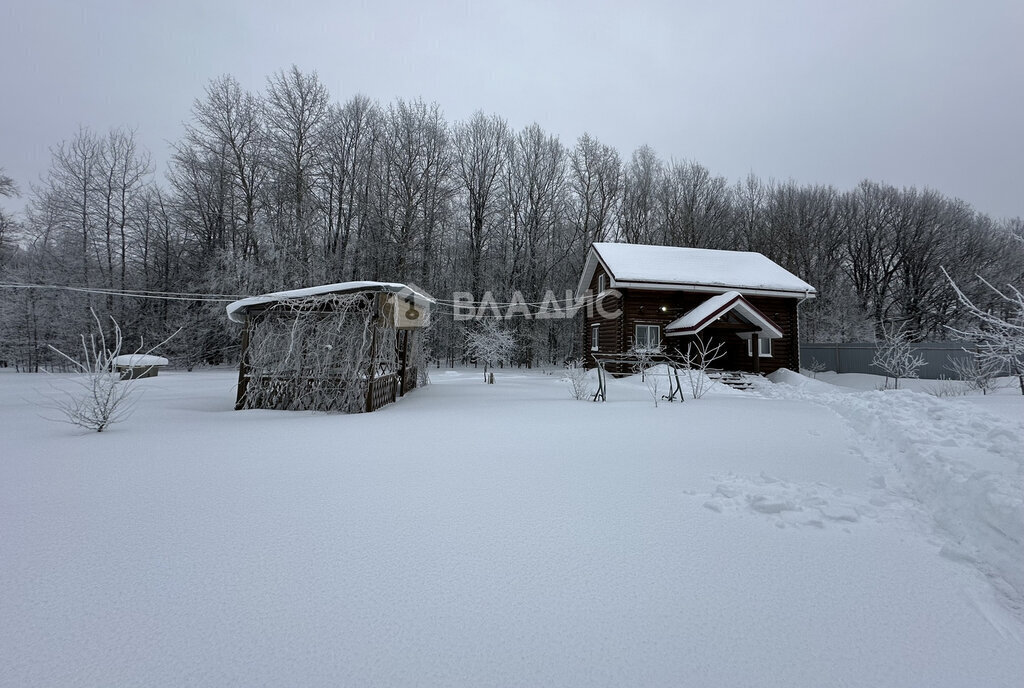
1, 366, 1021, 687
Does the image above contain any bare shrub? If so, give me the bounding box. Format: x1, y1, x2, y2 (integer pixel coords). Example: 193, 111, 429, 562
872, 322, 926, 389
679, 336, 725, 399
945, 354, 1004, 395
803, 357, 828, 378
627, 343, 664, 406
45, 312, 137, 432
562, 358, 593, 401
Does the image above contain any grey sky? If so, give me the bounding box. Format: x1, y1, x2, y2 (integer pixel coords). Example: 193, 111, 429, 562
2, 0, 1022, 219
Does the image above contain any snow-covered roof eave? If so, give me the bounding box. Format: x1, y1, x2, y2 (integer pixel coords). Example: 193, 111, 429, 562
613, 280, 817, 300
226, 281, 435, 323
574, 246, 613, 300
111, 354, 170, 367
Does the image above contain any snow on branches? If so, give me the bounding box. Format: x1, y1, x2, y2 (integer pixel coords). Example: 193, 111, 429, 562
872, 322, 927, 389
943, 268, 1024, 395
45, 310, 177, 432
465, 320, 516, 383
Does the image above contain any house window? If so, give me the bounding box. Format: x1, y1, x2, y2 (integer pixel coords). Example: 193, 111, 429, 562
747, 337, 772, 357
597, 273, 607, 293
591, 324, 600, 351
634, 324, 661, 351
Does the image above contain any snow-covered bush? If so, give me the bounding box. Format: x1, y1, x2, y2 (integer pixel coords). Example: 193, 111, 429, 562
945, 354, 1003, 395
45, 311, 137, 432
802, 357, 828, 379
679, 336, 724, 399
872, 322, 926, 389
562, 358, 592, 400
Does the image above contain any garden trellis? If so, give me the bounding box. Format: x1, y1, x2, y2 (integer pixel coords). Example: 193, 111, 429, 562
226, 282, 433, 413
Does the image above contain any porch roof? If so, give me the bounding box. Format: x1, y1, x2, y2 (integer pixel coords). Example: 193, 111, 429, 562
665, 291, 784, 339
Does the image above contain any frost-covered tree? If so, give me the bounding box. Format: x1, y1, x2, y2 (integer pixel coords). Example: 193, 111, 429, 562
945, 354, 1003, 395
0, 167, 18, 267
466, 319, 516, 383
872, 322, 927, 389
944, 269, 1024, 395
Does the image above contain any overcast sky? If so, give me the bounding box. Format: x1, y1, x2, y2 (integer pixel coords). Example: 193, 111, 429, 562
2, 0, 1022, 219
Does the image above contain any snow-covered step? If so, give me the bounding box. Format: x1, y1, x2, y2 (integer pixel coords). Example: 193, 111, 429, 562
708, 370, 761, 390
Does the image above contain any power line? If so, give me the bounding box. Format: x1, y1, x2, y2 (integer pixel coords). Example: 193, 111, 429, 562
0, 282, 606, 318
0, 283, 240, 303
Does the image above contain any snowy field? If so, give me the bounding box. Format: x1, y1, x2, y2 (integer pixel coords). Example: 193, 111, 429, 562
1, 366, 1022, 687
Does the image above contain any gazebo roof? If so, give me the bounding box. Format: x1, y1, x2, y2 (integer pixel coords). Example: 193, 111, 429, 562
226, 281, 434, 323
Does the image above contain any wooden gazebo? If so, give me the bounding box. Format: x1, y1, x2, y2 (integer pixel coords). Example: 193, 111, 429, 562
226, 281, 433, 413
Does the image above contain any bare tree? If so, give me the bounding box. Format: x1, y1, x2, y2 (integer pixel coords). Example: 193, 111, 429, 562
503, 124, 569, 365
656, 160, 732, 249
0, 167, 19, 267
619, 146, 660, 244
453, 111, 510, 296
944, 269, 1024, 395
319, 95, 377, 280
368, 99, 454, 284
264, 65, 330, 270
466, 319, 517, 383
568, 133, 622, 251
182, 74, 267, 260
96, 128, 151, 319
872, 322, 926, 389
840, 181, 905, 337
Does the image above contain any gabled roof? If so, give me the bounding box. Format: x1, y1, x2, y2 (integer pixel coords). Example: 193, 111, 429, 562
226, 281, 434, 323
575, 242, 817, 299
665, 291, 784, 339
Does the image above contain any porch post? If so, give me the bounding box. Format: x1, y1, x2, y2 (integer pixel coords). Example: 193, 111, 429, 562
234, 315, 252, 410
752, 332, 761, 375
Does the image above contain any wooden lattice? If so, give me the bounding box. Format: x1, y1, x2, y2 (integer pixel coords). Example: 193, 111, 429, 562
238, 292, 405, 413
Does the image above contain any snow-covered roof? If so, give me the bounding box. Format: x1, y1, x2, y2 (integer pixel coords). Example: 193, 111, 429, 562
665, 291, 784, 339
576, 243, 817, 298
226, 281, 434, 323
111, 354, 169, 367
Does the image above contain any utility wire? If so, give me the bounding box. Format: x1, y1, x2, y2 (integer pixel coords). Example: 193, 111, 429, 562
0, 282, 608, 317
0, 283, 240, 303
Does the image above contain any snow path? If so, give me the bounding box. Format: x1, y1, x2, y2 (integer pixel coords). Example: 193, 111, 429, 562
751, 370, 1024, 621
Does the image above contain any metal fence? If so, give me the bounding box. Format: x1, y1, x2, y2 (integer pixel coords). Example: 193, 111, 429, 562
800, 341, 976, 380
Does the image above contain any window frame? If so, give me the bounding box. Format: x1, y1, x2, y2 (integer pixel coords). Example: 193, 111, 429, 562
747, 336, 772, 357
597, 273, 607, 294
634, 323, 661, 351
591, 324, 600, 351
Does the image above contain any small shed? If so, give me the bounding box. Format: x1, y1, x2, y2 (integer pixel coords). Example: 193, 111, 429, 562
111, 354, 169, 380
226, 281, 433, 413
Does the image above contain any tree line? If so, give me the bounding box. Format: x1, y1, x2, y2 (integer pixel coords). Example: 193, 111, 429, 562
1, 66, 1022, 371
